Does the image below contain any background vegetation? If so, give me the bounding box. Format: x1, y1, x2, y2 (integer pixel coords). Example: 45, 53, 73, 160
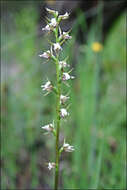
1, 1, 126, 189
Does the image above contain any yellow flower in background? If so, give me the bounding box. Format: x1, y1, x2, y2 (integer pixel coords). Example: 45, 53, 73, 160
46, 0, 56, 5
92, 42, 103, 52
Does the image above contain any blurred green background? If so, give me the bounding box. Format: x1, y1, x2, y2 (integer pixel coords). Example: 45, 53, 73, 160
1, 1, 126, 189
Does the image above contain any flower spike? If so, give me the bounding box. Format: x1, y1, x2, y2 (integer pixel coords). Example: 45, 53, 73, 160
39, 8, 74, 187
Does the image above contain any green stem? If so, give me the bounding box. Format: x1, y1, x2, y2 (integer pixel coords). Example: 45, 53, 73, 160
54, 27, 61, 190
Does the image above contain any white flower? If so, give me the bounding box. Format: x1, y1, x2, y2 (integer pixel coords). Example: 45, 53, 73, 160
50, 18, 57, 27
47, 162, 56, 170
41, 123, 54, 132
60, 108, 69, 118
63, 140, 75, 152
59, 12, 69, 20
62, 72, 74, 81
59, 61, 69, 69
59, 31, 72, 41
39, 50, 51, 59
42, 18, 57, 32
62, 32, 72, 39
41, 81, 52, 92
42, 24, 51, 31
60, 95, 69, 104
53, 43, 62, 52
45, 7, 58, 16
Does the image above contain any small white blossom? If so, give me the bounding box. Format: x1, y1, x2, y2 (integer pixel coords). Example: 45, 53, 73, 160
63, 140, 75, 152
46, 7, 58, 16
53, 43, 62, 52
59, 12, 69, 20
47, 162, 56, 170
42, 18, 57, 32
41, 81, 52, 92
42, 24, 51, 31
60, 95, 69, 104
60, 108, 69, 118
62, 72, 74, 81
59, 61, 69, 69
41, 123, 54, 132
39, 50, 51, 59
50, 18, 57, 27
62, 32, 72, 39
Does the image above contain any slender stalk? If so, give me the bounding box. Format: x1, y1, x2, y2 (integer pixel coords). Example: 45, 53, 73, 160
40, 9, 74, 189
54, 27, 61, 190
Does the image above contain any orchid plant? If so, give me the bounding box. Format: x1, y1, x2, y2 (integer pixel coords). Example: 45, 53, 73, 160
39, 8, 74, 190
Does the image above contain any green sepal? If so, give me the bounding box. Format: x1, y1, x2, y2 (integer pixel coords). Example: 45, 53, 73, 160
52, 55, 57, 62
60, 39, 66, 46
52, 129, 56, 137
53, 87, 58, 94
48, 39, 54, 46
45, 16, 51, 23
59, 147, 64, 155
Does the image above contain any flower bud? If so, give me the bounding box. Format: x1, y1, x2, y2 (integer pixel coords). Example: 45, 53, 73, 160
58, 12, 69, 20
46, 7, 58, 17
